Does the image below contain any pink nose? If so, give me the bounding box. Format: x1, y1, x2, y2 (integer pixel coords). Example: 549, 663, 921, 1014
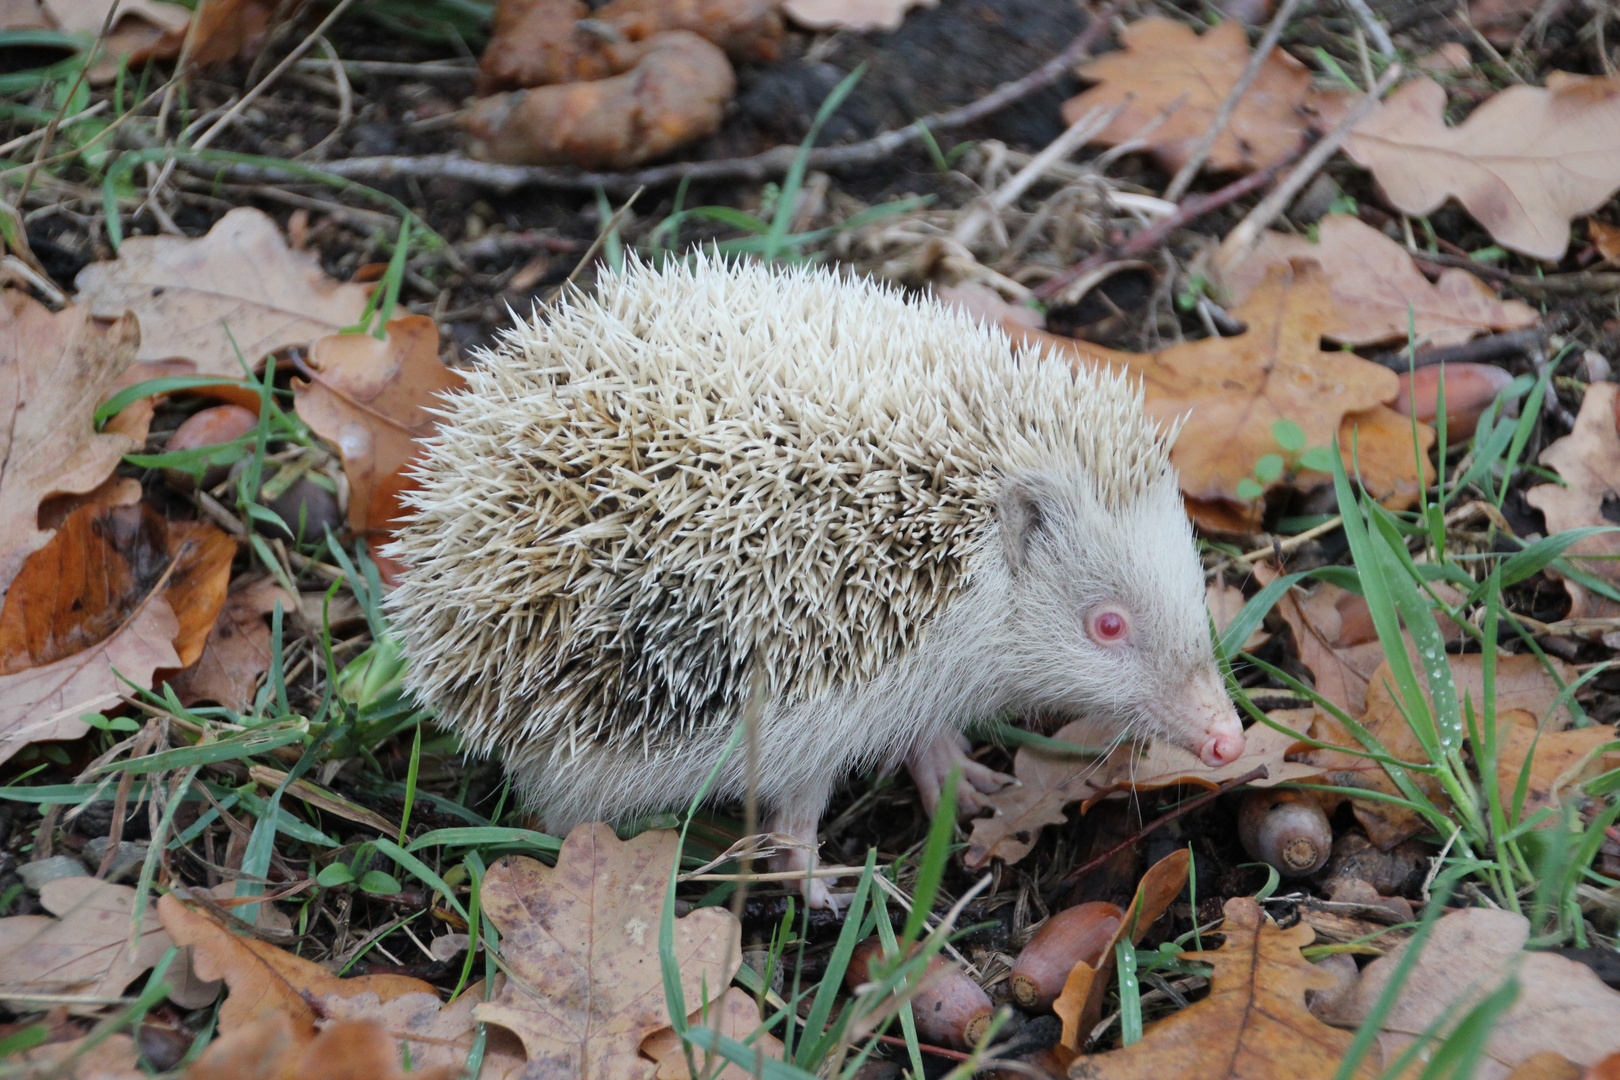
1198, 723, 1245, 768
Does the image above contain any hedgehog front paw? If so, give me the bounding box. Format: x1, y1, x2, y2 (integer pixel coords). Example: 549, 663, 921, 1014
765, 802, 839, 912
906, 731, 1015, 818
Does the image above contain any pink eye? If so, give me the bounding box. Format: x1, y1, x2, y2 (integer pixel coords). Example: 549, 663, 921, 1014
1089, 609, 1130, 644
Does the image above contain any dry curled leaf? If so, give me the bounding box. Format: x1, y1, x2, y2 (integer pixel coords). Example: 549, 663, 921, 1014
1332, 908, 1620, 1079
169, 578, 294, 712
467, 31, 735, 167
1068, 897, 1377, 1078
1219, 215, 1538, 348
74, 208, 371, 374
478, 0, 781, 93
473, 824, 742, 1079
157, 892, 436, 1039
294, 317, 465, 546
1526, 381, 1620, 619
1343, 73, 1620, 261
1054, 849, 1189, 1054
0, 876, 172, 1006
0, 292, 139, 600
965, 720, 1112, 869
1063, 17, 1317, 175
313, 981, 528, 1080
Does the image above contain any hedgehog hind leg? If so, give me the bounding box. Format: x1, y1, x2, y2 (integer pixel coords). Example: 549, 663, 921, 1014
905, 730, 1015, 817
763, 788, 839, 912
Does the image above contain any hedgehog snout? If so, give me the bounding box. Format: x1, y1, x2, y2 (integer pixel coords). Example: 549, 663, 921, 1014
1178, 670, 1246, 768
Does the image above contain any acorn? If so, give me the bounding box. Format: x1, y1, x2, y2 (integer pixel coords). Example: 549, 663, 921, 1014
164, 405, 257, 490
846, 937, 994, 1049
1237, 789, 1332, 876
1008, 901, 1124, 1011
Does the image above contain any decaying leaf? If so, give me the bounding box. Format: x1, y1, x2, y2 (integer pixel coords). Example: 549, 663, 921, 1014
1069, 897, 1377, 1078
0, 292, 140, 599
783, 0, 936, 31
10, 1031, 143, 1080
157, 892, 436, 1038
1331, 908, 1620, 1079
1207, 583, 1268, 652
294, 317, 465, 544
314, 981, 528, 1080
473, 823, 742, 1078
466, 31, 735, 168
1104, 263, 1419, 519
0, 876, 172, 1006
1064, 18, 1318, 175
1219, 215, 1539, 348
1526, 381, 1620, 619
641, 988, 786, 1079
169, 578, 294, 712
1054, 849, 1190, 1053
74, 208, 371, 375
1343, 73, 1620, 260
1259, 569, 1390, 716
1592, 219, 1620, 262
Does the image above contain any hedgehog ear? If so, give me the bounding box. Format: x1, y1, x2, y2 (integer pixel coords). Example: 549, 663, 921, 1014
1000, 475, 1053, 572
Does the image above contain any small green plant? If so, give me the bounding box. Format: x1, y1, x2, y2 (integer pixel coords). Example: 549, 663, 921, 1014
1234, 419, 1339, 501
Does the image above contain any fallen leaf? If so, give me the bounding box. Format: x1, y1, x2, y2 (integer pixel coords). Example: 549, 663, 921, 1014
1466, 0, 1542, 48
0, 600, 179, 765
783, 0, 935, 31
1069, 896, 1377, 1077
0, 502, 232, 675
1496, 710, 1619, 818
12, 1032, 143, 1080
1092, 720, 1320, 797
1261, 570, 1393, 716
74, 207, 371, 375
966, 720, 1113, 869
0, 876, 171, 1006
1054, 849, 1189, 1052
1526, 382, 1620, 619
169, 578, 293, 712
473, 823, 741, 1078
184, 1013, 462, 1080
1063, 18, 1317, 175
157, 892, 436, 1038
1343, 73, 1620, 261
314, 981, 528, 1080
1592, 220, 1620, 263
1106, 262, 1413, 514
642, 987, 786, 1079
1207, 583, 1268, 652
0, 292, 139, 599
1333, 908, 1620, 1079
294, 317, 465, 542
1220, 216, 1538, 348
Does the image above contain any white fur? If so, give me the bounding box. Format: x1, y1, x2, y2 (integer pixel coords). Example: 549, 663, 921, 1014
384, 256, 1219, 831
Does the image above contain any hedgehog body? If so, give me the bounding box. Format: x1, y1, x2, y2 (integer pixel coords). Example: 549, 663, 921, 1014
386, 257, 1243, 904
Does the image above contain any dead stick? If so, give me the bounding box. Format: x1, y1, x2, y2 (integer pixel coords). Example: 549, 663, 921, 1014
1048, 765, 1270, 902
211, 5, 1121, 196
1162, 0, 1306, 203
1032, 163, 1288, 302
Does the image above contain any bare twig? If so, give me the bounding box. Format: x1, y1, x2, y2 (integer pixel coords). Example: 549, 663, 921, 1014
214, 5, 1121, 196
1340, 0, 1397, 58
1162, 0, 1307, 203
1215, 63, 1403, 275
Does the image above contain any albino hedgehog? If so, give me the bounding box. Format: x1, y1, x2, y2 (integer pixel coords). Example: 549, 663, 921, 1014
385, 256, 1244, 907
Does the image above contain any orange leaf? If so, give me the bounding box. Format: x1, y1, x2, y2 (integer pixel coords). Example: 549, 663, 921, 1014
1526, 382, 1620, 619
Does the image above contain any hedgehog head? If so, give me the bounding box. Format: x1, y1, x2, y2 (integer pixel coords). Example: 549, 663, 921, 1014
991, 458, 1242, 769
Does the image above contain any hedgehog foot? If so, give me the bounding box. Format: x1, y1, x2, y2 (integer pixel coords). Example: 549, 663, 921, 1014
765, 801, 838, 912
906, 731, 1015, 818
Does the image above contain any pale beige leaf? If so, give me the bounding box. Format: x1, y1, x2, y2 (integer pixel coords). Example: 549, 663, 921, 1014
782, 0, 934, 30
643, 988, 786, 1080
0, 596, 179, 765
473, 824, 741, 1079
1526, 382, 1620, 618
0, 876, 172, 1005
1343, 74, 1620, 260
1220, 215, 1539, 347
313, 982, 527, 1080
45, 0, 188, 33
74, 207, 370, 374
0, 293, 139, 599
1335, 908, 1620, 1079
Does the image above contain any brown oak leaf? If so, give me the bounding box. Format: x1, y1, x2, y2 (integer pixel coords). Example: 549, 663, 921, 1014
0, 292, 139, 599
0, 876, 172, 1006
641, 987, 786, 1079
313, 981, 528, 1080
1219, 215, 1538, 348
169, 578, 294, 712
74, 208, 370, 374
473, 824, 741, 1079
1067, 897, 1377, 1078
1525, 381, 1620, 619
184, 1014, 462, 1080
1343, 73, 1620, 261
1063, 17, 1318, 175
